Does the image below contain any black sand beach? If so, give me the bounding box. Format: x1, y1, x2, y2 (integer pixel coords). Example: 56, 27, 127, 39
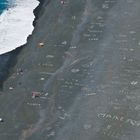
1, 0, 140, 140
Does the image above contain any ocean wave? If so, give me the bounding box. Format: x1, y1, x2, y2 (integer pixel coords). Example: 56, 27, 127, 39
0, 0, 39, 55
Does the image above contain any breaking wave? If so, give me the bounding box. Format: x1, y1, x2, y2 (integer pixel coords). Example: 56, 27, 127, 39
0, 0, 39, 55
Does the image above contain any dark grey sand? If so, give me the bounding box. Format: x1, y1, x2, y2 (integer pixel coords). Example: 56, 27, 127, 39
1, 0, 140, 139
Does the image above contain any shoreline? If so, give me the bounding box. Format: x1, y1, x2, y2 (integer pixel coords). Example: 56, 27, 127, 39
33, 0, 47, 26
0, 0, 46, 89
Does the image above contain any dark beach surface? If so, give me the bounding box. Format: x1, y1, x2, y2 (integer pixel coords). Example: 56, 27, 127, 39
1, 0, 140, 139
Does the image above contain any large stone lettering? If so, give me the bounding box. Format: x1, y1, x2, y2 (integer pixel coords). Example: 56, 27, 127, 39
97, 113, 140, 127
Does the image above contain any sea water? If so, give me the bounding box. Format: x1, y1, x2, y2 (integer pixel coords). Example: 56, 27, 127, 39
0, 0, 8, 14
0, 0, 39, 55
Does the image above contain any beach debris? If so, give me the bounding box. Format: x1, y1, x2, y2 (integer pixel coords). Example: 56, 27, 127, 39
71, 68, 80, 73
135, 105, 140, 111
27, 103, 41, 107
58, 106, 62, 110
58, 112, 70, 120
38, 42, 44, 47
40, 72, 54, 75
70, 46, 77, 49
70, 59, 79, 66
130, 48, 134, 51
59, 116, 65, 120
46, 55, 54, 58
64, 51, 73, 58
47, 131, 55, 137
0, 118, 3, 122
60, 0, 69, 5
60, 0, 64, 4
130, 81, 138, 85
83, 124, 92, 130
123, 56, 126, 60
85, 93, 97, 96
83, 33, 91, 37
42, 63, 54, 67
40, 77, 45, 81
9, 86, 14, 90
72, 16, 76, 20
44, 93, 49, 96
129, 30, 136, 34
31, 91, 41, 98
17, 68, 23, 75
102, 3, 109, 9
40, 97, 47, 99
61, 41, 67, 45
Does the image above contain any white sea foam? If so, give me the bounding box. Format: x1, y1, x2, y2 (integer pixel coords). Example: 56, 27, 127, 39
0, 0, 39, 55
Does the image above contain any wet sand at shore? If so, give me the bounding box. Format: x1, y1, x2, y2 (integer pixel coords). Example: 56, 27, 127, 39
1, 0, 140, 139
